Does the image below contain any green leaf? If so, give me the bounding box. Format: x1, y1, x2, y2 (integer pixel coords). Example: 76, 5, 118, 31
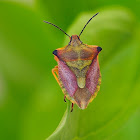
0, 2, 54, 86
109, 109, 140, 140
46, 7, 140, 140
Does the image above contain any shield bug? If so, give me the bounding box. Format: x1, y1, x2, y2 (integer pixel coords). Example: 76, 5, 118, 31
44, 13, 102, 112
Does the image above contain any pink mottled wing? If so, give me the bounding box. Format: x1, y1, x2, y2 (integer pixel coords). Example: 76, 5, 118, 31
58, 60, 78, 97
86, 57, 100, 94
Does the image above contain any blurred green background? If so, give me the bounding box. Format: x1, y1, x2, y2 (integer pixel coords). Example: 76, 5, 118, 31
0, 0, 140, 140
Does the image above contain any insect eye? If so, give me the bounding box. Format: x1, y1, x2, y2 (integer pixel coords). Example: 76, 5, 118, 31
53, 50, 57, 56
97, 46, 102, 52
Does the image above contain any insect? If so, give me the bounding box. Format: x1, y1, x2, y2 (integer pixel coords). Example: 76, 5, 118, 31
44, 13, 102, 112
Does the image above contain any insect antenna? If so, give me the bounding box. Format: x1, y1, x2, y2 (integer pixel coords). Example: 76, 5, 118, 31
44, 21, 70, 38
79, 12, 99, 37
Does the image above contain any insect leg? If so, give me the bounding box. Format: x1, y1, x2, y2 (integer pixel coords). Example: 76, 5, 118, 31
52, 66, 60, 84
64, 95, 66, 102
71, 103, 74, 112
